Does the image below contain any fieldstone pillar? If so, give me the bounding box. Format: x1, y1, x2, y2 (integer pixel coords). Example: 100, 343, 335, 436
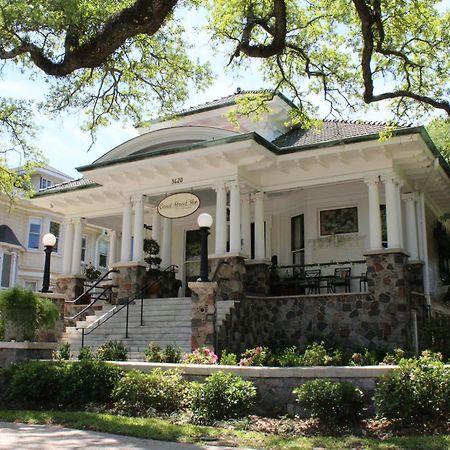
228, 181, 241, 253
188, 281, 218, 351
120, 197, 133, 262
62, 220, 73, 275
241, 194, 251, 258
111, 263, 147, 303
71, 218, 84, 275
151, 207, 161, 245
365, 176, 382, 250
403, 193, 419, 260
132, 195, 144, 263
253, 192, 265, 260
161, 217, 172, 268
214, 183, 228, 255
382, 174, 403, 249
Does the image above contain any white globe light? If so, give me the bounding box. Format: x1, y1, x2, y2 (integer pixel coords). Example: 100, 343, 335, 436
42, 233, 57, 247
197, 213, 213, 228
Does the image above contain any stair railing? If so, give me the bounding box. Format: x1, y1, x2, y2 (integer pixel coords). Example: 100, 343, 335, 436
77, 265, 178, 348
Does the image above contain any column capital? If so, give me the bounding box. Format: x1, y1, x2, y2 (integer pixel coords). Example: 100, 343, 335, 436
132, 194, 144, 204
63, 218, 73, 225
240, 193, 251, 204
364, 175, 380, 185
212, 182, 227, 193
381, 173, 402, 185
108, 229, 117, 237
251, 191, 266, 201
402, 192, 419, 202
226, 180, 240, 191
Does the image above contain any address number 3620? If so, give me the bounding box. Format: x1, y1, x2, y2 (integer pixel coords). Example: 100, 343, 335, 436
171, 177, 184, 184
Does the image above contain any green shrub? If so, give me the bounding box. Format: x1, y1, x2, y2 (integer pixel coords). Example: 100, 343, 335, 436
78, 346, 94, 360
0, 287, 58, 340
374, 351, 450, 425
60, 360, 123, 407
164, 344, 182, 363
183, 347, 218, 364
53, 342, 71, 360
143, 342, 165, 362
350, 349, 379, 366
382, 348, 408, 365
219, 350, 238, 365
239, 346, 268, 366
294, 379, 364, 425
273, 346, 303, 367
96, 341, 128, 361
300, 342, 344, 366
112, 369, 187, 416
189, 371, 257, 424
0, 360, 123, 408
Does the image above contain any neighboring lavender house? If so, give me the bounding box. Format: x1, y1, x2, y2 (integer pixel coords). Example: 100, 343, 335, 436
32, 92, 450, 354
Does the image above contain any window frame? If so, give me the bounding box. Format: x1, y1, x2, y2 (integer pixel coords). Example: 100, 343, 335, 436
97, 239, 109, 269
291, 213, 305, 266
27, 217, 42, 250
39, 177, 52, 190
49, 220, 61, 254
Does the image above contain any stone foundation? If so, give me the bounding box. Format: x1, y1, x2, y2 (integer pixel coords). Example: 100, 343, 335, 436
55, 275, 85, 303
245, 261, 270, 296
189, 282, 218, 351
112, 263, 147, 303
209, 254, 246, 302
0, 342, 57, 368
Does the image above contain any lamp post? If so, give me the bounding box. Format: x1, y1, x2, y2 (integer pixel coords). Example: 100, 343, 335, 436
41, 233, 56, 293
197, 213, 213, 282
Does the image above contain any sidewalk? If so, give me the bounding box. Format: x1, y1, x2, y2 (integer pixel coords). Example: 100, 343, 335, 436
0, 422, 259, 450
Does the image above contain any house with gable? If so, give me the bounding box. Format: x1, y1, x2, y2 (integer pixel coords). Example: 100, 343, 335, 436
31, 92, 450, 356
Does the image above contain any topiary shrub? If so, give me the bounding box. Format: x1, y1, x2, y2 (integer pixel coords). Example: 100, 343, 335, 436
96, 341, 128, 361
294, 379, 364, 425
0, 287, 58, 341
112, 369, 187, 416
299, 342, 344, 366
189, 371, 257, 424
374, 351, 450, 425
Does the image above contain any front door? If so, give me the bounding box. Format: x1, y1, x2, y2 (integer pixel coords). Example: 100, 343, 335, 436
184, 229, 202, 296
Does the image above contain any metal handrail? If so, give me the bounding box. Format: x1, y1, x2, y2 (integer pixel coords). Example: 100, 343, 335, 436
65, 268, 119, 304
77, 264, 178, 347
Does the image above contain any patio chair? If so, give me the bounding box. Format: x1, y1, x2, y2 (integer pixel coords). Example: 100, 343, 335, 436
359, 272, 368, 292
299, 269, 321, 294
328, 267, 351, 293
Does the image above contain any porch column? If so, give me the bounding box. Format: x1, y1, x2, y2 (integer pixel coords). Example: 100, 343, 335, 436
71, 218, 84, 275
108, 230, 117, 268
151, 207, 161, 245
214, 183, 227, 254
120, 196, 133, 262
241, 193, 251, 257
382, 174, 402, 249
161, 217, 172, 268
365, 176, 382, 250
62, 220, 73, 275
228, 181, 241, 253
254, 192, 265, 260
403, 193, 419, 260
132, 195, 144, 263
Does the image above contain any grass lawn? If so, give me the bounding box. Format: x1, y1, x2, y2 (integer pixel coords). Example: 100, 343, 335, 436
0, 410, 449, 449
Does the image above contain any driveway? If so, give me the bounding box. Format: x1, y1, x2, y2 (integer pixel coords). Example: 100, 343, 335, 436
0, 422, 259, 450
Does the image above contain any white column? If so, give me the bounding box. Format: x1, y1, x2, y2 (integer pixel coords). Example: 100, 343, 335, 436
241, 194, 251, 257
62, 220, 74, 275
418, 192, 432, 310
382, 174, 402, 249
161, 217, 172, 268
132, 195, 144, 263
71, 218, 84, 275
228, 181, 241, 253
365, 176, 382, 250
108, 230, 117, 268
151, 207, 161, 246
120, 197, 133, 262
214, 183, 228, 255
402, 193, 419, 260
396, 179, 404, 247
254, 192, 265, 260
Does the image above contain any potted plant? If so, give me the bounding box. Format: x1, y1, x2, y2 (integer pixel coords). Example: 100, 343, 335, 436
82, 263, 102, 303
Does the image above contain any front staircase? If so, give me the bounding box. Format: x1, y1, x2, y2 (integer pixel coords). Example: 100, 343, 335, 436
62, 297, 238, 360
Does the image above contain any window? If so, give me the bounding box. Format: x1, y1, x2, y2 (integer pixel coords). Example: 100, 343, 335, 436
98, 240, 109, 268
81, 236, 87, 262
250, 222, 266, 260
380, 205, 387, 248
24, 281, 37, 291
39, 177, 52, 190
320, 207, 358, 236
49, 221, 61, 252
1, 253, 13, 288
28, 218, 42, 249
291, 214, 305, 265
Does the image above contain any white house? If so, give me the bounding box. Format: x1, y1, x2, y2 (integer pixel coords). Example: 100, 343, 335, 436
30, 92, 450, 352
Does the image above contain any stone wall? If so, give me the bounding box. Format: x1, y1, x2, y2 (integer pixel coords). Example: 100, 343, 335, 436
112, 263, 146, 303
55, 275, 85, 303
209, 255, 246, 302
245, 262, 270, 296
110, 361, 397, 417
0, 342, 57, 368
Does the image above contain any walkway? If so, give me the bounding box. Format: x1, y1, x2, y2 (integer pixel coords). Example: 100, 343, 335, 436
0, 422, 258, 450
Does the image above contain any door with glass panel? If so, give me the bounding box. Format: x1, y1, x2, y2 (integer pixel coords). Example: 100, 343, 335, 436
184, 229, 202, 296
291, 214, 305, 267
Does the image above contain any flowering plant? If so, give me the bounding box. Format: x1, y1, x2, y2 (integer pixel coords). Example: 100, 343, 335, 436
239, 346, 268, 366
183, 347, 218, 364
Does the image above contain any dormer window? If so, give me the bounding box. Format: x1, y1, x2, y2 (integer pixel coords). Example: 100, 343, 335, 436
39, 177, 52, 190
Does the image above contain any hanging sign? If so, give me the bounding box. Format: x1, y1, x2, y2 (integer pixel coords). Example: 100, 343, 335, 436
157, 192, 200, 219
